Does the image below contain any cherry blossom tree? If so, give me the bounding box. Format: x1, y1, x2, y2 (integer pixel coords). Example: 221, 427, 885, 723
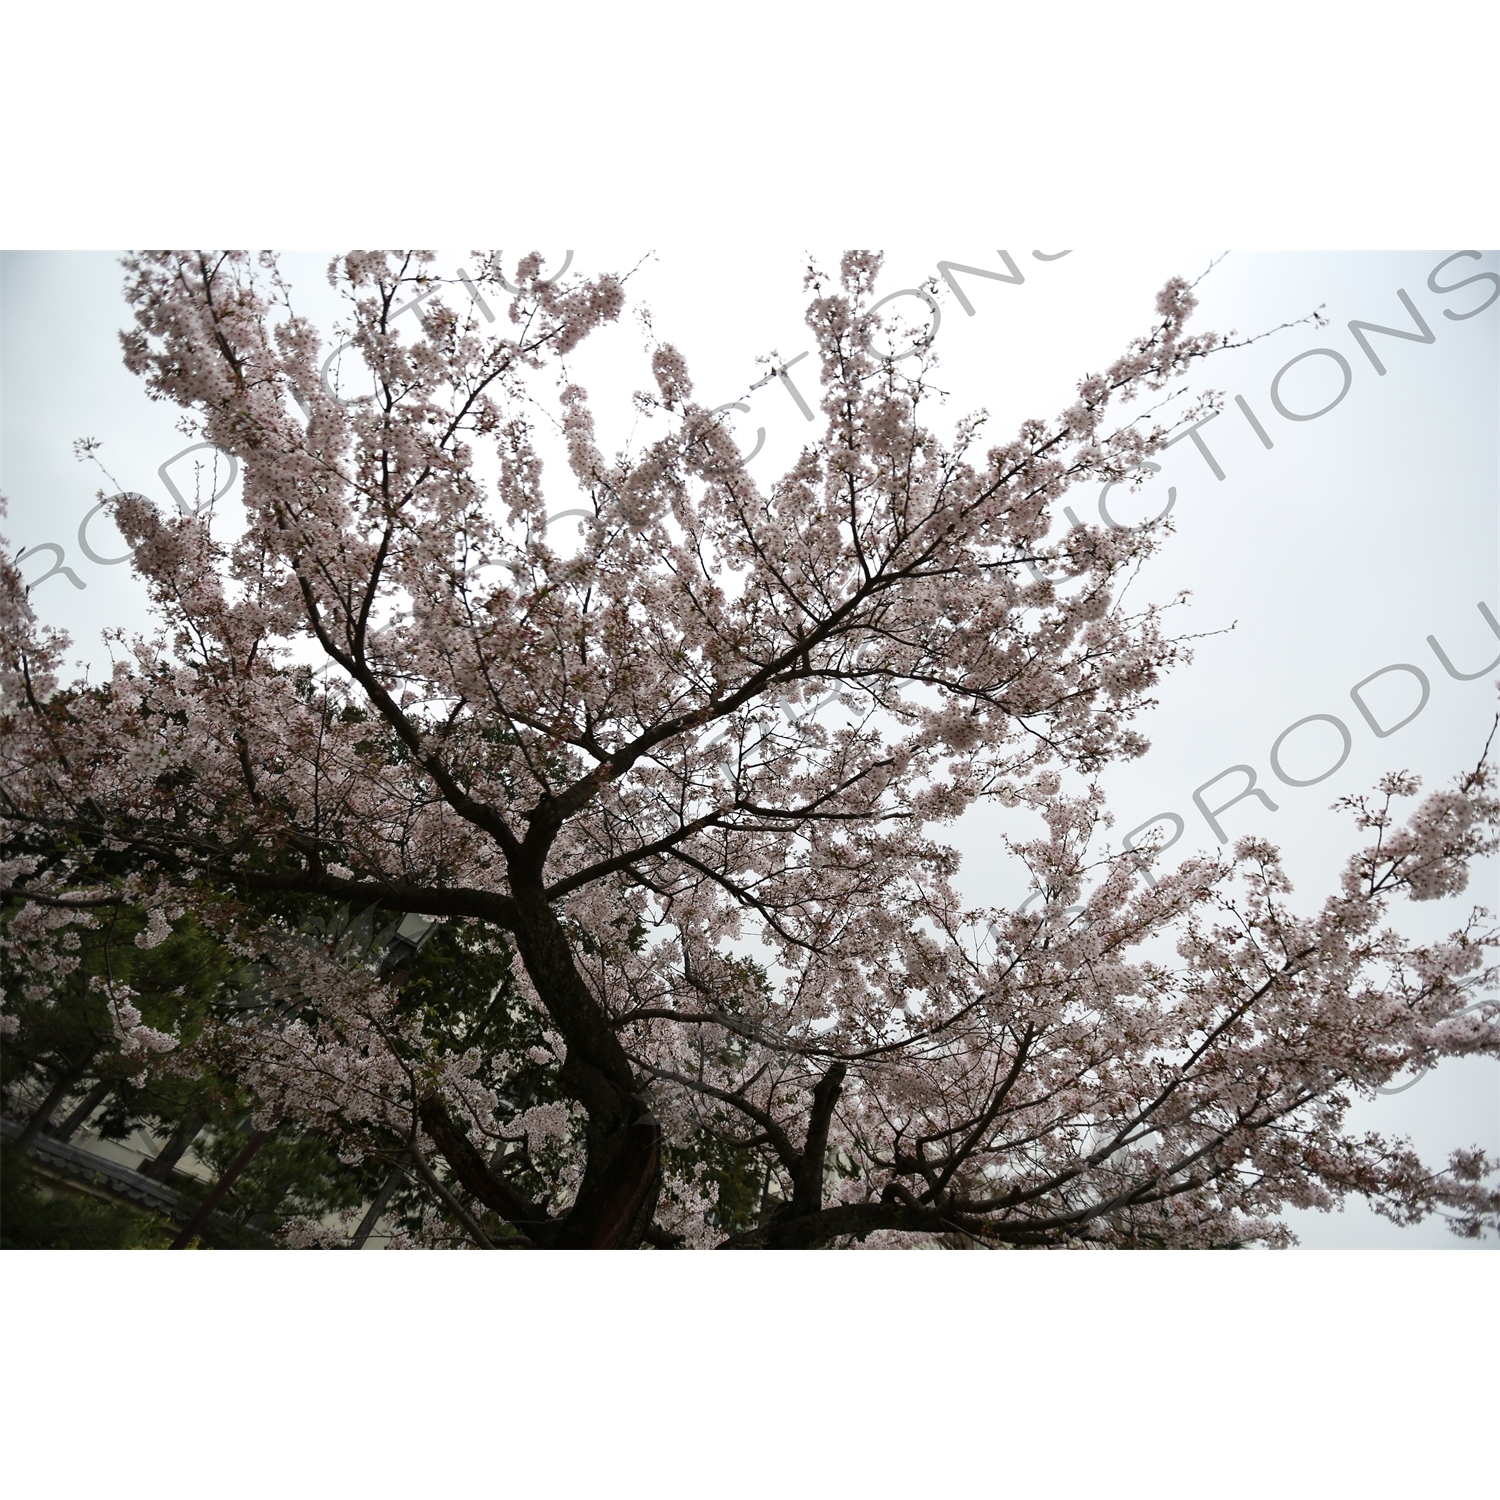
3, 250, 1497, 1249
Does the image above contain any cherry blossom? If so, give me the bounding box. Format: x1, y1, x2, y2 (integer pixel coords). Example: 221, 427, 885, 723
2, 251, 1496, 1248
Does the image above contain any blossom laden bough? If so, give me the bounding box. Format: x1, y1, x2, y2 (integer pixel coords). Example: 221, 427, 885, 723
2, 249, 1496, 1248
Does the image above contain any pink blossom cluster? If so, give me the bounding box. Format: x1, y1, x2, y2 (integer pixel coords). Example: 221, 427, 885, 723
2, 252, 1497, 1248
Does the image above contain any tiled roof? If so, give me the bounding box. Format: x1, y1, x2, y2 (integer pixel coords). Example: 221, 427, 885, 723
2, 1117, 270, 1247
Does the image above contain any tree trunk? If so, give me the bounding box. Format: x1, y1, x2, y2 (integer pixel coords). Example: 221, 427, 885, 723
140, 1116, 204, 1182
552, 1107, 662, 1249
15, 1056, 93, 1151
484, 890, 662, 1248
762, 1062, 847, 1248
350, 1154, 409, 1249
47, 1078, 111, 1143
168, 1128, 272, 1249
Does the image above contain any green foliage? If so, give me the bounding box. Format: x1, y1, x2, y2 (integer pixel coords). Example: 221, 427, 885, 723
4, 883, 752, 1247
2, 889, 416, 1248
662, 1130, 767, 1236
2, 902, 236, 1137
0, 1145, 174, 1250
385, 918, 575, 1237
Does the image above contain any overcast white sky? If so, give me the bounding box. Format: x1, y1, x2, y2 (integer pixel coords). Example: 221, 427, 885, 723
3, 247, 1496, 1248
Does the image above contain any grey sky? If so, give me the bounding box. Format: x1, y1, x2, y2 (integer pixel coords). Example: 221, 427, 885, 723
3, 248, 1495, 1248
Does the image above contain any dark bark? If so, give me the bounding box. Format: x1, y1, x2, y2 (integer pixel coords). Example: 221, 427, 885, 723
735, 1061, 850, 1249
494, 890, 663, 1248
789, 1062, 847, 1220
507, 895, 637, 1111
717, 1193, 984, 1249
407, 1137, 497, 1248
15, 1056, 93, 1151
168, 1128, 272, 1249
140, 1116, 204, 1182
350, 1153, 409, 1249
419, 1090, 662, 1250
418, 1096, 553, 1246
719, 1200, 911, 1249
47, 1078, 111, 1143
718, 1190, 1097, 1250
551, 1106, 661, 1249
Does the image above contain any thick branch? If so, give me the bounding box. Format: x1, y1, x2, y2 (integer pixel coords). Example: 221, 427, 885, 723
417, 1096, 550, 1245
